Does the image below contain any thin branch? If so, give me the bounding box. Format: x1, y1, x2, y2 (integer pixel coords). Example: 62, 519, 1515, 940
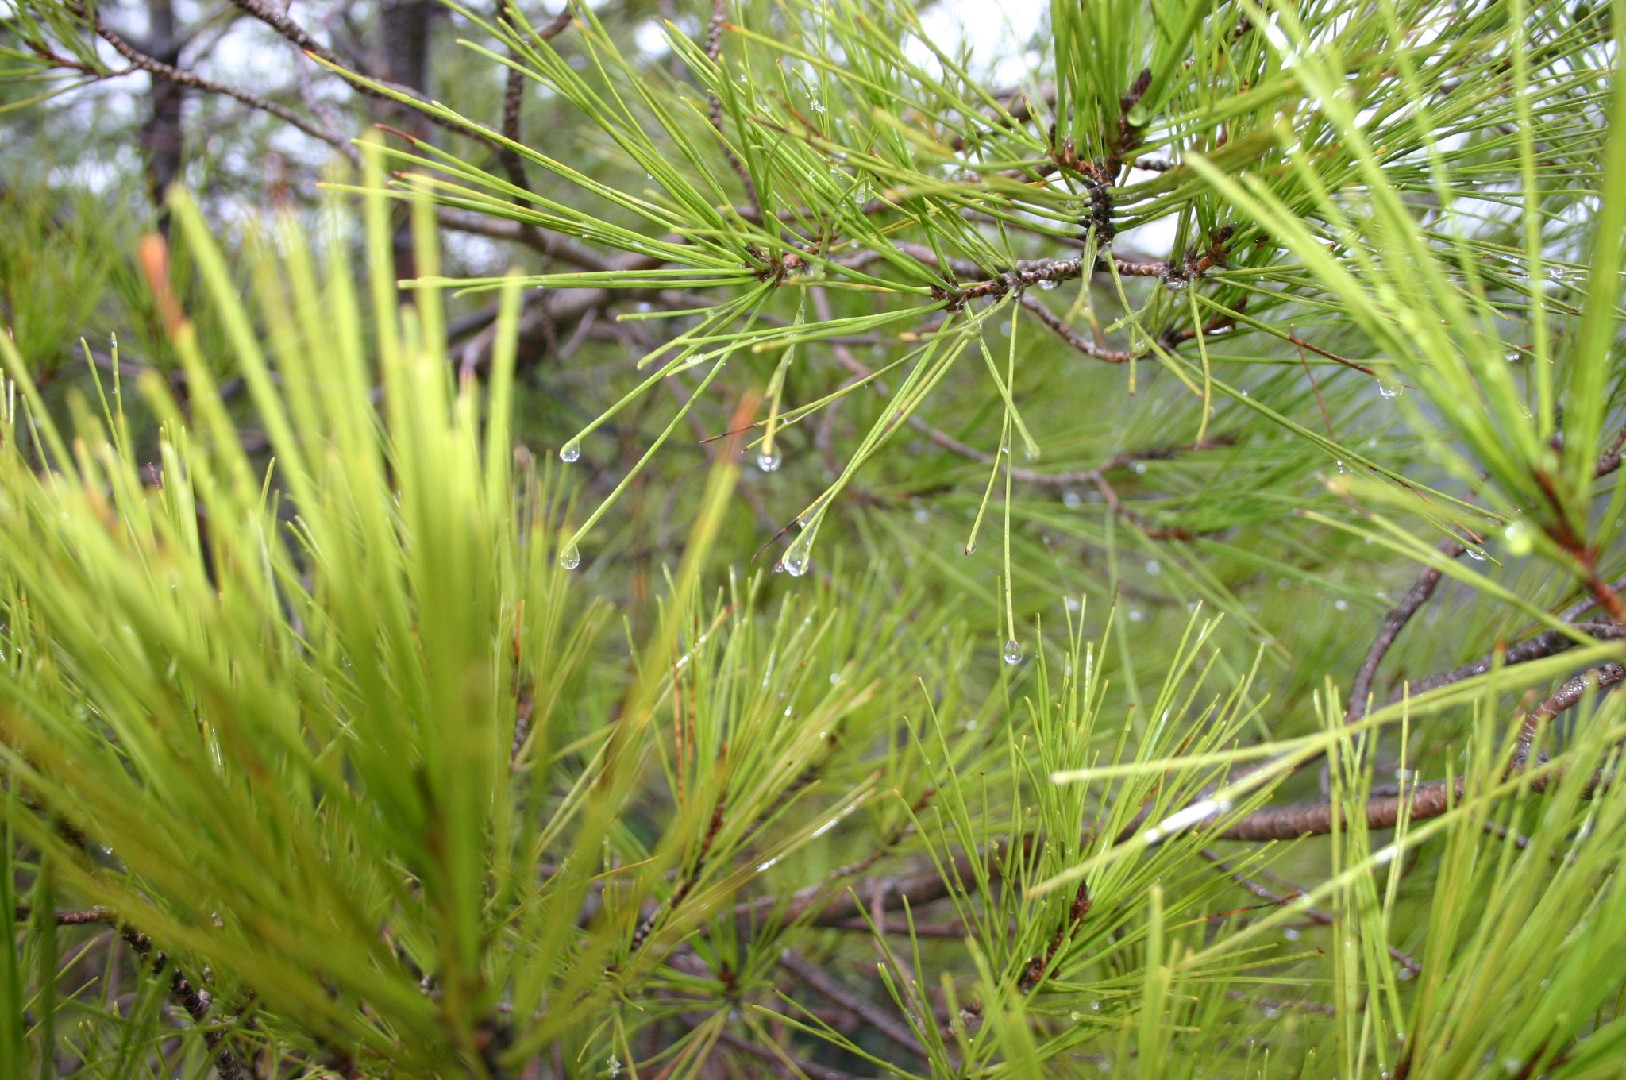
1391, 620, 1626, 702
778, 949, 929, 1062
1218, 663, 1625, 842
1018, 294, 1132, 363
434, 208, 614, 271
224, 0, 491, 147
701, 0, 759, 208
1345, 534, 1466, 723
122, 927, 253, 1080
1200, 849, 1422, 973
671, 1010, 865, 1080
1017, 880, 1092, 992
87, 11, 359, 164
1515, 662, 1626, 760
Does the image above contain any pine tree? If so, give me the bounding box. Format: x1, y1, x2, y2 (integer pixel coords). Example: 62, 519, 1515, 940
3, 2, 1626, 1076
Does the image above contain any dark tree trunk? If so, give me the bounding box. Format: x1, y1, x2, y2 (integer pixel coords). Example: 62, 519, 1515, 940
379, 0, 438, 284
139, 0, 185, 235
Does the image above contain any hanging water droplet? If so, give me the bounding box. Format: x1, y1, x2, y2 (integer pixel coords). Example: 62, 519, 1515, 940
559, 545, 581, 570
1002, 639, 1024, 665
1128, 609, 1145, 623
1162, 274, 1189, 293
757, 449, 781, 473
963, 541, 977, 555
1144, 559, 1160, 576
1334, 599, 1348, 610
1038, 278, 1059, 291
560, 440, 581, 463
1503, 519, 1535, 556
1377, 377, 1404, 400
1465, 547, 1487, 562
779, 537, 812, 577
1063, 491, 1081, 509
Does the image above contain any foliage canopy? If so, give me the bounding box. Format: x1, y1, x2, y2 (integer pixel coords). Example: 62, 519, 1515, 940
3, 0, 1626, 1077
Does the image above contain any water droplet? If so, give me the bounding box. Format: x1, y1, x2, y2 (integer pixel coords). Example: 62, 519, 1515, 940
1334, 599, 1348, 611
1284, 927, 1301, 941
1128, 609, 1144, 623
1335, 460, 1348, 474
560, 440, 581, 463
1144, 559, 1160, 576
559, 545, 581, 570
778, 538, 811, 577
1002, 639, 1024, 665
1038, 278, 1059, 291
913, 506, 930, 524
963, 542, 977, 555
1063, 490, 1081, 509
1505, 348, 1523, 364
1377, 377, 1404, 400
1162, 274, 1189, 293
1132, 462, 1147, 475
1065, 596, 1081, 612
1504, 519, 1535, 556
1465, 547, 1487, 562
757, 449, 781, 472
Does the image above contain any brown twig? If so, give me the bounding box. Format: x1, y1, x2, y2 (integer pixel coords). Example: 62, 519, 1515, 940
1515, 662, 1626, 761
224, 0, 494, 148
86, 12, 359, 165
491, 3, 573, 252
699, 0, 759, 209
1345, 534, 1467, 723
1389, 621, 1625, 702
122, 927, 252, 1080
1016, 880, 1093, 992
670, 1009, 865, 1080
778, 949, 930, 1062
628, 797, 728, 956
1200, 849, 1422, 973
1018, 294, 1133, 363
1218, 663, 1626, 842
